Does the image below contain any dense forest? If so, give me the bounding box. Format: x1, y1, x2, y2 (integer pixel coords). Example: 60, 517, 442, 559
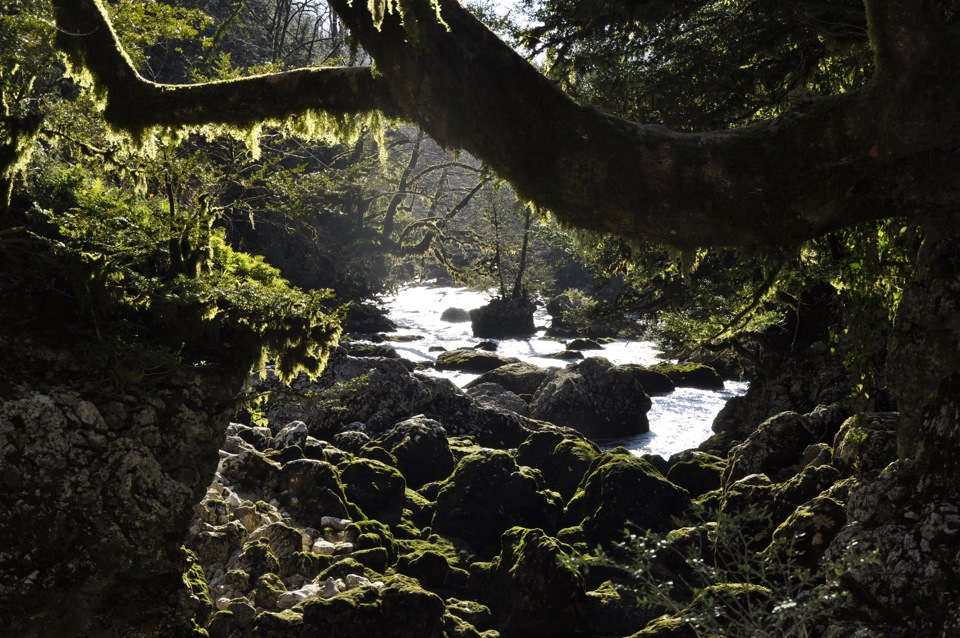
1, 0, 959, 636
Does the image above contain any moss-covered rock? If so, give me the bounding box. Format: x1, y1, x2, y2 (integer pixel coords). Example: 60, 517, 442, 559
469, 527, 586, 636
435, 348, 520, 374
465, 361, 552, 397
182, 548, 214, 627
465, 383, 531, 416
723, 404, 849, 484
397, 548, 470, 593
339, 456, 407, 523
531, 357, 653, 439
372, 416, 457, 488
347, 519, 399, 567
764, 494, 847, 568
277, 458, 356, 528
832, 412, 898, 476
565, 451, 691, 545
469, 297, 536, 339
666, 452, 726, 497
516, 427, 601, 502
650, 363, 725, 390
617, 365, 675, 394
300, 574, 446, 637
252, 608, 304, 635
187, 520, 248, 570
432, 450, 564, 557
235, 539, 281, 582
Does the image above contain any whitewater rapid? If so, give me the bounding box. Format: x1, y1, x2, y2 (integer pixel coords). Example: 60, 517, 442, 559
377, 285, 747, 458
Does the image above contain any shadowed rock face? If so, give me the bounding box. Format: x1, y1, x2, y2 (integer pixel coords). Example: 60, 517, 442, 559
0, 364, 246, 637
531, 357, 652, 438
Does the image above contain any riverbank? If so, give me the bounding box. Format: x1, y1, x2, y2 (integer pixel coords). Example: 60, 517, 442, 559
370, 284, 747, 457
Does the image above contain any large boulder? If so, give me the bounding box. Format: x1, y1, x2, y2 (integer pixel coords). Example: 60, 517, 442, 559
832, 412, 898, 476
722, 404, 850, 484
712, 342, 851, 440
440, 307, 472, 323
369, 416, 457, 488
469, 297, 537, 338
531, 357, 652, 438
464, 361, 552, 397
465, 382, 531, 416
297, 574, 447, 638
516, 427, 601, 501
277, 459, 357, 528
432, 450, 564, 557
564, 450, 692, 545
470, 527, 587, 636
339, 456, 407, 523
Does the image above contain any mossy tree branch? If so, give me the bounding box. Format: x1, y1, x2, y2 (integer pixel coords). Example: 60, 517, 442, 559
51, 0, 402, 135
50, 0, 960, 248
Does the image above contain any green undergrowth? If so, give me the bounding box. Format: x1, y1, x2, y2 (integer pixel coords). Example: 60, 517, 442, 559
3, 159, 341, 388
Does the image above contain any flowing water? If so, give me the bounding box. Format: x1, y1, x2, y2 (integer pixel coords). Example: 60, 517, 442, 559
375, 284, 748, 458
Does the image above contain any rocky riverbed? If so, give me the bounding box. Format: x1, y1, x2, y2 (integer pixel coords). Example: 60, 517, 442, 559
178, 341, 933, 638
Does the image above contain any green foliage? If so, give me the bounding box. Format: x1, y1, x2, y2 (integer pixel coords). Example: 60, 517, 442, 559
580, 503, 854, 637
21, 154, 341, 384
518, 0, 871, 130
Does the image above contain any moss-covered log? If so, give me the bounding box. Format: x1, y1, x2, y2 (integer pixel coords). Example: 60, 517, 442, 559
51, 0, 960, 247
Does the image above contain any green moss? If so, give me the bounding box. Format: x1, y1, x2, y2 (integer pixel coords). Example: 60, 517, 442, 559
182, 547, 213, 625
649, 363, 724, 390
348, 519, 398, 565
253, 608, 304, 634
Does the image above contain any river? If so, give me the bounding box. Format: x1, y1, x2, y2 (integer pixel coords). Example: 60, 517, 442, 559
377, 284, 747, 458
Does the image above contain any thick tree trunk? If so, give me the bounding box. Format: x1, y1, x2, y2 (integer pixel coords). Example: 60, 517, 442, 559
887, 212, 960, 497
49, 0, 960, 247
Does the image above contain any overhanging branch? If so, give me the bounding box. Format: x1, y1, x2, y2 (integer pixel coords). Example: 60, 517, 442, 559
52, 0, 401, 133
50, 0, 960, 247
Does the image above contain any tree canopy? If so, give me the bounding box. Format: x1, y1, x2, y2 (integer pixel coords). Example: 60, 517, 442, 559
45, 0, 960, 248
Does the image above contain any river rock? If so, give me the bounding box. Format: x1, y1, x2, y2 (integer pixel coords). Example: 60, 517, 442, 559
622, 365, 675, 394
564, 450, 691, 545
530, 357, 652, 438
666, 451, 727, 497
723, 403, 850, 484
440, 307, 472, 323
762, 493, 847, 568
465, 382, 531, 416
369, 416, 456, 488
273, 420, 309, 449
469, 297, 537, 338
650, 362, 725, 391
277, 458, 357, 528
344, 302, 396, 334
257, 350, 534, 449
566, 338, 604, 350
543, 349, 585, 361
339, 456, 407, 522
298, 574, 447, 638
464, 361, 552, 397
469, 527, 586, 636
712, 341, 850, 440
515, 427, 601, 501
432, 449, 564, 557
435, 348, 519, 374
342, 342, 402, 359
